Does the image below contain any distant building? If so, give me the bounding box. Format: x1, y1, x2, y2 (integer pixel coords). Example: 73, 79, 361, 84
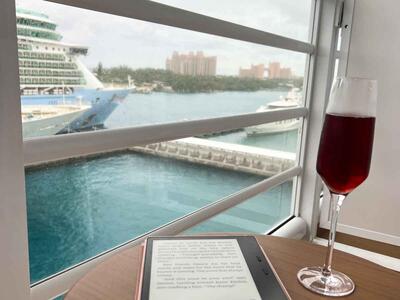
238, 64, 265, 79
268, 62, 281, 79
267, 62, 293, 79
279, 67, 292, 79
166, 51, 217, 76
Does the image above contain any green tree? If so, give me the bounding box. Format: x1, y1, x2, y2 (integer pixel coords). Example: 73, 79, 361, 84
96, 62, 104, 78
95, 66, 303, 93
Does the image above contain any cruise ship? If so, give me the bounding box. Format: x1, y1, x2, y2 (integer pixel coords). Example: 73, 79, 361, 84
245, 88, 302, 136
16, 8, 130, 138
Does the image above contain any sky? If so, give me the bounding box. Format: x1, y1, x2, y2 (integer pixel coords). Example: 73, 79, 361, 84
15, 0, 312, 76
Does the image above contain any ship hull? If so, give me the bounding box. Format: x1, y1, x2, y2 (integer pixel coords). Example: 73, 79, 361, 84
23, 108, 89, 138
21, 88, 129, 137
57, 88, 129, 133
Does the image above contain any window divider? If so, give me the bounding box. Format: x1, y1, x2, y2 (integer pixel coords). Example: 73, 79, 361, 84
296, 0, 344, 240
24, 107, 307, 166
291, 0, 320, 220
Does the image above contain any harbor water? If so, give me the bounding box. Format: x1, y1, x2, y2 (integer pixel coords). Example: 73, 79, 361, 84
105, 90, 299, 152
26, 90, 298, 283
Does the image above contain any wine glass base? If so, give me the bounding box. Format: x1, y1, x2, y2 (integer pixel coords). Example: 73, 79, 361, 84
297, 266, 355, 297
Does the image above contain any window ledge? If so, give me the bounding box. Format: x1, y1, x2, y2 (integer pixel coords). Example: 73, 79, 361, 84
271, 217, 307, 240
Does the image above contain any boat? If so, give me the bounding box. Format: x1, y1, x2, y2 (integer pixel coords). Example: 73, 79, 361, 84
245, 88, 302, 136
16, 8, 131, 138
22, 104, 90, 137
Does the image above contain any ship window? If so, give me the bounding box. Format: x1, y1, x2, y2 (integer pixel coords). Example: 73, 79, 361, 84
3, 0, 349, 298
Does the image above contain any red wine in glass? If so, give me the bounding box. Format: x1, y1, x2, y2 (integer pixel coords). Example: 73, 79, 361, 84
317, 113, 375, 195
297, 77, 377, 297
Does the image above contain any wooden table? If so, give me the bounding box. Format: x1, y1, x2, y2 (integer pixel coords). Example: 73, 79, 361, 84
65, 235, 400, 300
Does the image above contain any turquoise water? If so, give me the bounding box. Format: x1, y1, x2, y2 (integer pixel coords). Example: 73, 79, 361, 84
27, 90, 297, 283
106, 90, 284, 128
105, 90, 299, 152
26, 153, 292, 283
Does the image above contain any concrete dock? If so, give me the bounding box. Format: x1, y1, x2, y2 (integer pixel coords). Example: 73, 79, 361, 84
132, 137, 295, 177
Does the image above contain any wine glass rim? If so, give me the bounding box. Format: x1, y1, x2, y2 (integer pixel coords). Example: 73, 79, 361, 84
336, 76, 377, 82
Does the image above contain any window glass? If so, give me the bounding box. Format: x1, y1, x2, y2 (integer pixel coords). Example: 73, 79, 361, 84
16, 0, 306, 141
153, 0, 313, 42
26, 151, 267, 283
184, 180, 294, 234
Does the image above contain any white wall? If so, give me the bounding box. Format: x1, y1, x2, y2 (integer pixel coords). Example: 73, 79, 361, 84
322, 0, 400, 246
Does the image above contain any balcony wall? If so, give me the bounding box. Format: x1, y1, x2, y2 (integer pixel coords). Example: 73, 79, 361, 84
323, 0, 400, 246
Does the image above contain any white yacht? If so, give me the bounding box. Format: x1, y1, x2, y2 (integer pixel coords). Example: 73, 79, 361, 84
245, 88, 302, 136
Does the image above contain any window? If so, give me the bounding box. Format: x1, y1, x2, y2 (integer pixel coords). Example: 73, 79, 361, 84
1, 0, 348, 299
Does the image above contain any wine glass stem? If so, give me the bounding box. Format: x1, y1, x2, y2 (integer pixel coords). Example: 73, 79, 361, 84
322, 193, 345, 277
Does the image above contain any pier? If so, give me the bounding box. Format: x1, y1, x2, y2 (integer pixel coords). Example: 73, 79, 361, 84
132, 137, 296, 177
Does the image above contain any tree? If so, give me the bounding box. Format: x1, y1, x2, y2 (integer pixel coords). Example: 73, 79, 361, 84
96, 62, 104, 77
93, 66, 303, 93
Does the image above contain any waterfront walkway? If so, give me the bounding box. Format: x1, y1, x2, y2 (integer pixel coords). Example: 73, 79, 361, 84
132, 137, 295, 176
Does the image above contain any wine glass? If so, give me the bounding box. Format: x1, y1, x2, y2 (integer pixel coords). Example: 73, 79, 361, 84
297, 77, 377, 296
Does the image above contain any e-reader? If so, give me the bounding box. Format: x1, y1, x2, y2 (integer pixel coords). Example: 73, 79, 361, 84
136, 236, 290, 300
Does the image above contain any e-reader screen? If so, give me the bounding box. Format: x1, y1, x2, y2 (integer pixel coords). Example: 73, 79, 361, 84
139, 236, 289, 300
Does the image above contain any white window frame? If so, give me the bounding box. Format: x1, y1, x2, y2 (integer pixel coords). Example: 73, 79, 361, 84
0, 0, 350, 299
0, 1, 31, 300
